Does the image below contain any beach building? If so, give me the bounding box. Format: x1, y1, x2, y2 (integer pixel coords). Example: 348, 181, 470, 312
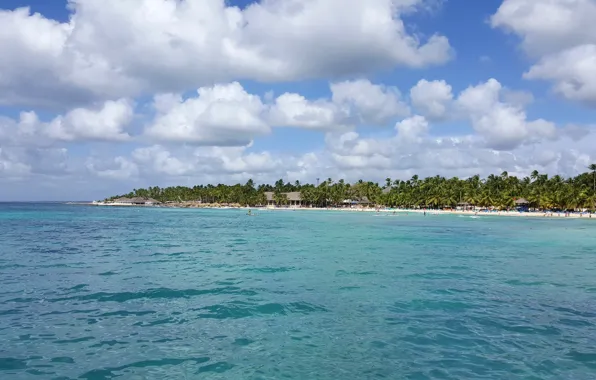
457, 201, 473, 211
264, 191, 303, 207
342, 196, 372, 207
111, 197, 160, 205
515, 198, 529, 211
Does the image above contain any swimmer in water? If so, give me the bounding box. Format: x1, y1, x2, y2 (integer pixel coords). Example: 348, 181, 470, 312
247, 209, 252, 215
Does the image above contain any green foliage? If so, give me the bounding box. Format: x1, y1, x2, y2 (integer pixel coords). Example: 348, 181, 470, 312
106, 169, 596, 210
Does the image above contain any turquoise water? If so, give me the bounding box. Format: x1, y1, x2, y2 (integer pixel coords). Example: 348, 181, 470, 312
1, 204, 596, 379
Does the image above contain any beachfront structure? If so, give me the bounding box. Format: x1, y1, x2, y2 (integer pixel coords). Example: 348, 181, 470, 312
341, 196, 372, 207
457, 201, 473, 211
264, 191, 302, 207
111, 197, 160, 205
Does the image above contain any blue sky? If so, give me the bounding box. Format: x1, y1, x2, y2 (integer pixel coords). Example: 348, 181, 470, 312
1, 0, 595, 200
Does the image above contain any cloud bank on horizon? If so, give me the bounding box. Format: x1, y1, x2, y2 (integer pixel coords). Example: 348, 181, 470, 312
0, 0, 595, 200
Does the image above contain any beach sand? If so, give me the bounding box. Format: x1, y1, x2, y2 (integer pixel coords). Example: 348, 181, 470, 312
89, 202, 594, 219
258, 206, 594, 219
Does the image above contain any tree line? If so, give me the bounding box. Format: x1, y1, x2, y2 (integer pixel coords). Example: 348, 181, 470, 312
108, 166, 596, 211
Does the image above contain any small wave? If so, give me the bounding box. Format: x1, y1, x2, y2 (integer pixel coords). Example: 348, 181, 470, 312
335, 270, 377, 276
98, 271, 117, 276
0, 264, 27, 269
97, 310, 155, 317
233, 338, 254, 346
50, 357, 75, 363
197, 361, 235, 374
0, 357, 28, 370
53, 336, 95, 344
0, 309, 21, 316
196, 301, 328, 319
390, 299, 473, 313
133, 317, 188, 327
89, 340, 128, 348
403, 272, 463, 280
243, 266, 295, 273
558, 318, 593, 327
40, 308, 99, 316
567, 350, 596, 367
79, 357, 211, 379
50, 286, 258, 303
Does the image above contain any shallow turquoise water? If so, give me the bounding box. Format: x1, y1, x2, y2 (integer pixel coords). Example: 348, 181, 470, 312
1, 204, 596, 379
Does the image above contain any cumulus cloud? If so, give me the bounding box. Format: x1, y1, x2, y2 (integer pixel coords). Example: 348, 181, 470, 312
409, 79, 453, 120
491, 0, 596, 105
395, 115, 430, 142
0, 146, 73, 181
145, 82, 270, 146
269, 79, 409, 130
330, 79, 410, 124
523, 45, 596, 105
86, 156, 139, 180
268, 93, 346, 130
0, 99, 134, 145
0, 0, 452, 108
456, 79, 556, 150
0, 147, 31, 179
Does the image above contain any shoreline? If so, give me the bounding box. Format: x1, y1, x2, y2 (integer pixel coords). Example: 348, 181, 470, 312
84, 202, 595, 220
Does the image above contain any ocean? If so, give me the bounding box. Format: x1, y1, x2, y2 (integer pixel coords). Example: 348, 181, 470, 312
1, 203, 596, 379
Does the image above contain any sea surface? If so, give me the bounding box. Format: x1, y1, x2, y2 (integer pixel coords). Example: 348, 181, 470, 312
1, 203, 596, 379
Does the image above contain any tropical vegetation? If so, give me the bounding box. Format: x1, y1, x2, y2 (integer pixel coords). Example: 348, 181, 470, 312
107, 168, 596, 211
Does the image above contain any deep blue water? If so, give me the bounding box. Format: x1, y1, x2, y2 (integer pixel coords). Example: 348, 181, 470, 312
1, 203, 596, 379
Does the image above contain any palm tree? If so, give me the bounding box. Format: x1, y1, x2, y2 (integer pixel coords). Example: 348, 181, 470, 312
589, 164, 596, 211
589, 164, 596, 193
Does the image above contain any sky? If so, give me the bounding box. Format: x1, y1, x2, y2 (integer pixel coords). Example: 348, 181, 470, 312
1, 0, 596, 201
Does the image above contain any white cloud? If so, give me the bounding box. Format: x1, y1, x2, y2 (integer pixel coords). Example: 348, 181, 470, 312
395, 115, 430, 142
0, 0, 452, 107
0, 146, 72, 180
0, 99, 133, 145
270, 79, 409, 130
86, 156, 139, 180
47, 99, 134, 141
491, 0, 596, 57
132, 146, 195, 176
491, 0, 596, 105
523, 45, 596, 105
409, 79, 453, 120
501, 88, 534, 107
146, 82, 270, 145
268, 93, 346, 130
330, 79, 410, 124
0, 147, 31, 179
456, 79, 556, 149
